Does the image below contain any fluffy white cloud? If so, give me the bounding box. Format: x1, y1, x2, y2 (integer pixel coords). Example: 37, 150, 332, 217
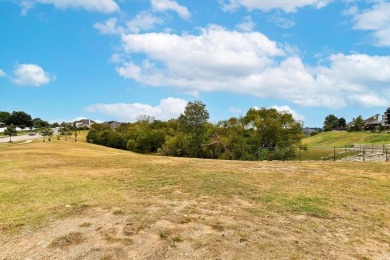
151, 0, 191, 19
84, 97, 188, 122
269, 105, 305, 122
20, 0, 119, 14
12, 64, 55, 87
351, 2, 390, 46
220, 0, 331, 13
0, 69, 6, 77
114, 26, 390, 109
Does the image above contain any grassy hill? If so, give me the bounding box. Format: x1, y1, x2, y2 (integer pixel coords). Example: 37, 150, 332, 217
0, 136, 389, 259
303, 131, 390, 147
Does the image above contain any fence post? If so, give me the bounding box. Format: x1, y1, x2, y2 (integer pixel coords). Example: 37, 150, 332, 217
334, 147, 336, 162
386, 149, 388, 162
345, 145, 347, 152
363, 147, 365, 162
383, 145, 385, 154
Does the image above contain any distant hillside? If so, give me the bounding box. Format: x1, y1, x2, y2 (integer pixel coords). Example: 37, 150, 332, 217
303, 131, 390, 147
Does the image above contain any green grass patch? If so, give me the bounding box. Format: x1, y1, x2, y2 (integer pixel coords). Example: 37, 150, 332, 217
303, 131, 390, 147
282, 196, 329, 218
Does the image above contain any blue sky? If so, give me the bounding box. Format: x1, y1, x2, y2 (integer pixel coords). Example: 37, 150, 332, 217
1, 0, 389, 127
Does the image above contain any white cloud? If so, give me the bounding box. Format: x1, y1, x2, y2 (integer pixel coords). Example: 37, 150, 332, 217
114, 26, 390, 109
219, 0, 332, 13
84, 97, 188, 122
269, 11, 295, 29
20, 0, 119, 14
94, 18, 120, 35
269, 105, 305, 122
235, 16, 255, 32
12, 64, 55, 87
0, 69, 6, 77
347, 94, 388, 107
94, 13, 164, 36
151, 0, 191, 19
126, 12, 164, 33
351, 2, 390, 46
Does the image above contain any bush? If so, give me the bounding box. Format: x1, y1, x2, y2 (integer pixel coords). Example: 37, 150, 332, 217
126, 139, 136, 151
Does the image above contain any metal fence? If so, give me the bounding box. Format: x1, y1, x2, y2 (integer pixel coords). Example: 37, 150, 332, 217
257, 145, 390, 162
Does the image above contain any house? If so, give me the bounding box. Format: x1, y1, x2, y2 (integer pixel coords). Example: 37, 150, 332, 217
347, 114, 387, 130
0, 122, 5, 127
364, 114, 385, 128
74, 119, 96, 129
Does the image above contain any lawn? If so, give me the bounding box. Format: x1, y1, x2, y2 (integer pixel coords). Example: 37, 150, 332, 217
303, 131, 390, 147
0, 136, 389, 259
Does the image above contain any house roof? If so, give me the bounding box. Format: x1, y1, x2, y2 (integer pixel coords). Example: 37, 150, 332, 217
347, 114, 385, 126
74, 119, 96, 125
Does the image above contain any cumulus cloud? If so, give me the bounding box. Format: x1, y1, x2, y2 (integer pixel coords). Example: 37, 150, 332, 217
20, 0, 119, 14
113, 25, 390, 109
219, 0, 332, 13
351, 2, 390, 46
84, 97, 188, 122
151, 0, 191, 19
12, 64, 55, 87
0, 69, 6, 77
269, 105, 305, 122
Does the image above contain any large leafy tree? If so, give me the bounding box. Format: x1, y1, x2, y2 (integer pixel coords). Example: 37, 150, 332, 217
178, 101, 210, 157
0, 111, 11, 125
33, 118, 49, 129
8, 111, 33, 129
323, 114, 339, 131
244, 108, 303, 148
338, 117, 346, 128
4, 124, 17, 142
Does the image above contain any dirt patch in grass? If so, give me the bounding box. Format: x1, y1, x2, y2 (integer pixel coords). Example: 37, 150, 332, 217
49, 232, 85, 248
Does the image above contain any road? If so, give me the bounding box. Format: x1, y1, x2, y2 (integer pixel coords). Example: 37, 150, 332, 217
0, 134, 42, 143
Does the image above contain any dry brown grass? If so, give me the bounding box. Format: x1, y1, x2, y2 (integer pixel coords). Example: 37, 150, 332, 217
0, 133, 389, 259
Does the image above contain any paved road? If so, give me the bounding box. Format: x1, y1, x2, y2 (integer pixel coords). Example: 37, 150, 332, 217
0, 134, 42, 143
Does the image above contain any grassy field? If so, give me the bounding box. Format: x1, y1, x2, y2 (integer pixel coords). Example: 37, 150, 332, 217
303, 131, 390, 147
1, 135, 390, 259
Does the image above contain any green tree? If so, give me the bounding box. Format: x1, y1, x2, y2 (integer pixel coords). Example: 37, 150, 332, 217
178, 101, 210, 157
349, 115, 364, 131
41, 127, 54, 142
323, 114, 339, 131
4, 124, 17, 142
0, 111, 11, 125
338, 117, 346, 128
385, 107, 390, 126
33, 118, 49, 129
8, 111, 33, 129
243, 108, 304, 160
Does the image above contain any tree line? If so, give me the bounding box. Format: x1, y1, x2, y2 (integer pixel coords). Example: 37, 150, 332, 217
323, 107, 390, 132
87, 101, 305, 161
